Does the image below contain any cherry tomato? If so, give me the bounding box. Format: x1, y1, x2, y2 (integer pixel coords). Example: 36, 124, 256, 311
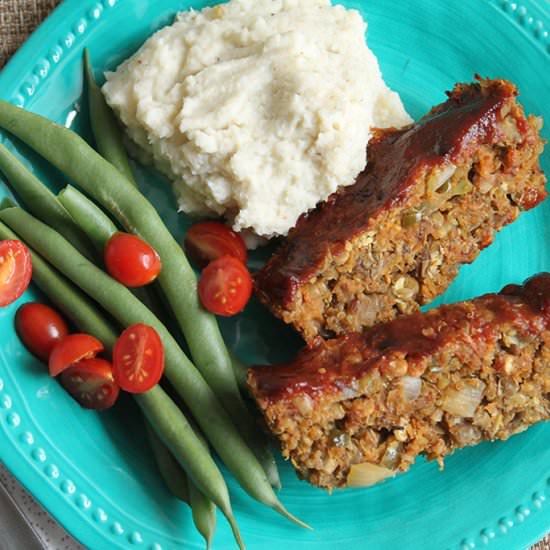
0, 240, 32, 307
48, 333, 104, 377
104, 232, 162, 287
60, 358, 120, 410
112, 324, 164, 393
15, 303, 69, 360
198, 255, 253, 316
185, 221, 247, 268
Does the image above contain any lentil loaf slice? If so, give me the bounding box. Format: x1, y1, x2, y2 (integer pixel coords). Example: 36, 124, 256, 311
255, 78, 547, 342
248, 273, 550, 489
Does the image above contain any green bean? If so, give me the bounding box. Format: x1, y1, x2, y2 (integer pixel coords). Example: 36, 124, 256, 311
189, 477, 217, 550
0, 218, 243, 548
136, 388, 237, 547
0, 143, 95, 259
58, 186, 117, 252
147, 408, 217, 549
145, 420, 190, 504
83, 50, 136, 185
185, 421, 217, 550
0, 206, 305, 528
154, 390, 218, 549
147, 396, 220, 549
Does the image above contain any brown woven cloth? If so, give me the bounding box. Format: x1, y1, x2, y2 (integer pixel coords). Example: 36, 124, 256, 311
0, 1, 549, 549
0, 0, 60, 68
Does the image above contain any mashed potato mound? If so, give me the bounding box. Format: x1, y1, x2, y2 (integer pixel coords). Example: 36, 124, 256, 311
103, 0, 412, 239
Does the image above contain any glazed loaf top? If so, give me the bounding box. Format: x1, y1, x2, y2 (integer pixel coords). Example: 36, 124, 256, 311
250, 273, 550, 404
255, 78, 546, 310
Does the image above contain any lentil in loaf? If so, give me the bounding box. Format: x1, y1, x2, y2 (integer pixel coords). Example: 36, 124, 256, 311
248, 274, 550, 489
255, 78, 547, 342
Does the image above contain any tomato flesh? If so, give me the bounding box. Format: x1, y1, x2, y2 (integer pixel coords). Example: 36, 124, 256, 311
198, 255, 253, 316
49, 333, 104, 377
104, 232, 162, 287
16, 303, 69, 360
0, 240, 32, 307
112, 324, 164, 393
185, 222, 247, 268
60, 358, 120, 410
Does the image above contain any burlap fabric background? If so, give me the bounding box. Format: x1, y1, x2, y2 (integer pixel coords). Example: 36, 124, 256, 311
0, 1, 549, 549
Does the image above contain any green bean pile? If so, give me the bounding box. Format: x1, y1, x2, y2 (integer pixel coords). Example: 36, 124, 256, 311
0, 51, 308, 549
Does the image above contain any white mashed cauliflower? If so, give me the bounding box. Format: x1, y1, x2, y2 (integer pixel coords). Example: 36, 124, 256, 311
103, 0, 412, 239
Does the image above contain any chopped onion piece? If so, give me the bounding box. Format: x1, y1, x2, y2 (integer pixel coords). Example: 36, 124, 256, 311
346, 463, 396, 488
335, 379, 360, 400
428, 164, 457, 194
381, 442, 403, 469
400, 376, 422, 401
442, 380, 486, 418
292, 394, 314, 415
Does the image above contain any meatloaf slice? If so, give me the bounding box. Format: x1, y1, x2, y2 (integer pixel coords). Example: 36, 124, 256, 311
248, 273, 550, 489
255, 78, 547, 342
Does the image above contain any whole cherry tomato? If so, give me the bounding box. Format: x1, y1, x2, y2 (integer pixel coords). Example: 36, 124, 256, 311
16, 303, 69, 360
104, 232, 161, 287
185, 222, 247, 268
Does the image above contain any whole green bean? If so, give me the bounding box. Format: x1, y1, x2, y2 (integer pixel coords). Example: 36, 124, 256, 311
83, 50, 136, 185
0, 219, 243, 548
0, 101, 263, 482
189, 477, 217, 550
145, 420, 190, 504
0, 143, 95, 258
0, 206, 305, 528
136, 387, 240, 548
58, 186, 117, 252
150, 412, 216, 550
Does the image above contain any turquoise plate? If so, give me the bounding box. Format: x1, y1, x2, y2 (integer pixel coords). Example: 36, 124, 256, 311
0, 1, 549, 549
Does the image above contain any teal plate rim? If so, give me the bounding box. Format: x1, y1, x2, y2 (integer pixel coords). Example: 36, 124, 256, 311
1, 1, 550, 549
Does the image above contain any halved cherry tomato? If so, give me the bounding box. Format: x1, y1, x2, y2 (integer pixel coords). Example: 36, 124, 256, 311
185, 221, 247, 268
112, 324, 164, 393
198, 255, 253, 316
48, 333, 104, 377
0, 240, 32, 307
104, 232, 162, 287
16, 303, 69, 360
60, 358, 120, 410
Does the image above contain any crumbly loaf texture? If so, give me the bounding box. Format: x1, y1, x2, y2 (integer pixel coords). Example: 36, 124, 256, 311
248, 274, 550, 489
255, 78, 547, 342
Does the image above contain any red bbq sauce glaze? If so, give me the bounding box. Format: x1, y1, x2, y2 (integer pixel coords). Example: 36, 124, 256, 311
249, 273, 550, 402
255, 79, 543, 307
